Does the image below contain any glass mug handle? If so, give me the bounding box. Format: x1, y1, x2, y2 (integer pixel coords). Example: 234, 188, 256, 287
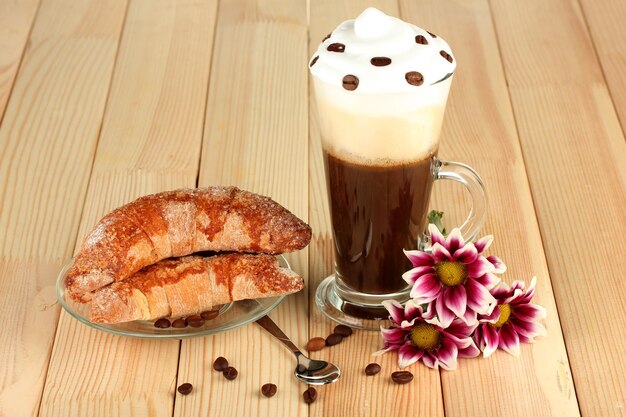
432, 158, 487, 242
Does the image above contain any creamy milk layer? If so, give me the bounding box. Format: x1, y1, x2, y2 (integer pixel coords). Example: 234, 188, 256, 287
310, 8, 455, 165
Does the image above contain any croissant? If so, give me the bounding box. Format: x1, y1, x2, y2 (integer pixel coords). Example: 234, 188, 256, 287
66, 187, 311, 302
89, 254, 303, 324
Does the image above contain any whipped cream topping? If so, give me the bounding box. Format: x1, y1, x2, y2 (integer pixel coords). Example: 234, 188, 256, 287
309, 8, 455, 93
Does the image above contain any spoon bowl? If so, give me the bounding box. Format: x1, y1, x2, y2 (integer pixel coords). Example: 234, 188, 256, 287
294, 356, 341, 385
256, 315, 341, 385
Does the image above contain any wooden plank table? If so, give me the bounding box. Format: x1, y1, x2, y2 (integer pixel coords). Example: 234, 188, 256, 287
0, 0, 624, 416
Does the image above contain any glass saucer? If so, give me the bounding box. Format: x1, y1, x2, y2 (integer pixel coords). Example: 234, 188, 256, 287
56, 255, 290, 339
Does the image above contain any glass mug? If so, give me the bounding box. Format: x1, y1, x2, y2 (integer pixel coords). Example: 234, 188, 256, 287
312, 73, 487, 329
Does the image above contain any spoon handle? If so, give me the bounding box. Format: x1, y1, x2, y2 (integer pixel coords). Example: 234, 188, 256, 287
255, 315, 302, 355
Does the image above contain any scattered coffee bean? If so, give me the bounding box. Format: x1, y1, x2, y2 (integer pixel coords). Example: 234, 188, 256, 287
342, 75, 359, 91
303, 387, 317, 404
213, 356, 229, 372
310, 56, 319, 68
370, 57, 392, 67
261, 383, 277, 398
427, 30, 437, 38
306, 337, 326, 351
223, 366, 238, 380
325, 333, 343, 346
154, 318, 171, 329
391, 371, 414, 384
415, 35, 429, 45
186, 315, 205, 328
200, 310, 219, 320
171, 318, 187, 328
365, 363, 381, 376
322, 33, 331, 42
405, 71, 424, 86
177, 383, 193, 395
440, 50, 453, 63
333, 325, 353, 337
327, 43, 345, 53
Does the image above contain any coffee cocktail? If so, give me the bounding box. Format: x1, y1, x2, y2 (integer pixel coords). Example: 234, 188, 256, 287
311, 8, 486, 328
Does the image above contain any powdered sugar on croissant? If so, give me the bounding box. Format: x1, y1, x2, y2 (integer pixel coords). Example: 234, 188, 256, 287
66, 186, 311, 302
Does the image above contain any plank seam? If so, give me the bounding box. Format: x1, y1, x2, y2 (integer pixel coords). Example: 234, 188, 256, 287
574, 0, 626, 138
34, 1, 132, 415
397, 1, 446, 415
0, 0, 43, 129
484, 0, 583, 414
305, 21, 311, 417
196, 0, 222, 189
170, 340, 183, 417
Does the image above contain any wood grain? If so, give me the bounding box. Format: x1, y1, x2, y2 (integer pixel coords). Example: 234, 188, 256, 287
0, 0, 126, 415
0, 0, 40, 124
38, 0, 218, 416
400, 1, 580, 416
577, 0, 626, 131
490, 0, 626, 416
174, 0, 309, 415
307, 2, 445, 417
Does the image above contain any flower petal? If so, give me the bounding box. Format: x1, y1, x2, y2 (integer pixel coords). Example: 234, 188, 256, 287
513, 304, 547, 322
479, 305, 501, 323
432, 243, 452, 262
475, 272, 501, 290
421, 352, 439, 369
526, 276, 537, 298
373, 346, 397, 355
398, 342, 424, 368
504, 288, 526, 305
466, 256, 496, 277
410, 273, 442, 303
444, 332, 473, 349
478, 324, 499, 358
458, 339, 480, 358
428, 224, 446, 247
445, 228, 465, 255
437, 340, 459, 370
404, 299, 424, 323
511, 277, 537, 304
380, 326, 406, 345
489, 281, 511, 298
400, 318, 418, 329
466, 279, 497, 315
510, 317, 547, 340
402, 266, 434, 286
422, 300, 437, 320
446, 317, 478, 338
453, 243, 478, 264
443, 285, 467, 318
461, 309, 478, 326
486, 255, 506, 273
435, 296, 455, 328
498, 323, 521, 356
474, 235, 494, 254
404, 249, 435, 268
382, 300, 405, 324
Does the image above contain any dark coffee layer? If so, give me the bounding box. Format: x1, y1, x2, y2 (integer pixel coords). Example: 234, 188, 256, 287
324, 150, 435, 294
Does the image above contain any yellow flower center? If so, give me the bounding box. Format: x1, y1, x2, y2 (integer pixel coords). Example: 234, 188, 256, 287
491, 304, 512, 328
435, 261, 467, 287
410, 323, 442, 351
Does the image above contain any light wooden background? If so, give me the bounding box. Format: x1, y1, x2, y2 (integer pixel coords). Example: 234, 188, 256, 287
0, 0, 624, 416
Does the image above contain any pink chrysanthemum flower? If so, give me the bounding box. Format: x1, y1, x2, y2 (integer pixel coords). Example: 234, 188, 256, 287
403, 225, 506, 327
376, 300, 479, 370
474, 277, 547, 357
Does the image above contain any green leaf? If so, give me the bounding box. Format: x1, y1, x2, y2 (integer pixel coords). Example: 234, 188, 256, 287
427, 210, 447, 236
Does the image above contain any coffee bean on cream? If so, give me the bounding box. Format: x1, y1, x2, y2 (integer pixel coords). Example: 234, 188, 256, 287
309, 7, 456, 166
